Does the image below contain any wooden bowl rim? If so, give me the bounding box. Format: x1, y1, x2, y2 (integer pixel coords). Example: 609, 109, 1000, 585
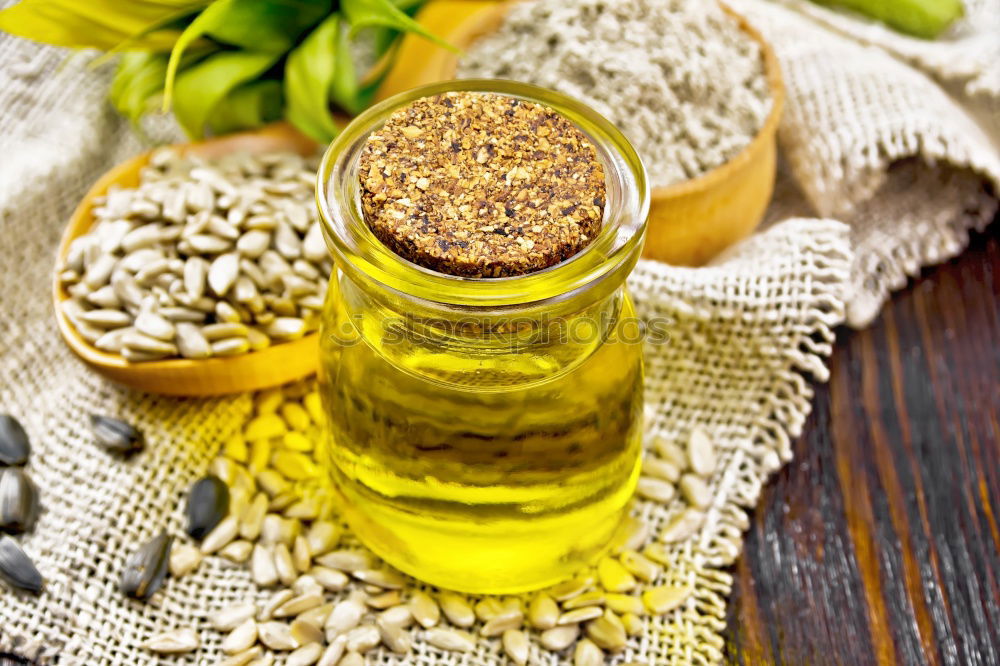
52, 124, 322, 377
439, 1, 786, 202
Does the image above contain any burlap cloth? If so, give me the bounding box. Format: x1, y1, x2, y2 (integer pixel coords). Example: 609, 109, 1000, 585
0, 1, 996, 663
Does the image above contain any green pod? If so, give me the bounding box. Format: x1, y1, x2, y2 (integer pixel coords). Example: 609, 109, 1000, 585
815, 0, 964, 38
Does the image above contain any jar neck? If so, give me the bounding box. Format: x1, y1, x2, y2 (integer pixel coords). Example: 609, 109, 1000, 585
332, 268, 630, 391
317, 80, 649, 312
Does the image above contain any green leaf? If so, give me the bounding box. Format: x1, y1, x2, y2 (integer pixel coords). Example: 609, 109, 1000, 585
209, 80, 284, 134
172, 50, 279, 138
284, 13, 341, 143
329, 21, 362, 114
341, 0, 456, 52
204, 0, 329, 51
164, 0, 332, 110
110, 52, 168, 123
0, 0, 204, 50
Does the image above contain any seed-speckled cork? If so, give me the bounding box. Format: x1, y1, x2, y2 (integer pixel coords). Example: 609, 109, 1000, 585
358, 92, 606, 277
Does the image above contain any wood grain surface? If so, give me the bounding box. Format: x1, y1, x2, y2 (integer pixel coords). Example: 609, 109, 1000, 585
724, 223, 1000, 665
3, 228, 997, 666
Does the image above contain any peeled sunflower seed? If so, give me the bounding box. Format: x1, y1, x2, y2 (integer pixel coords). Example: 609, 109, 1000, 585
660, 507, 706, 543
210, 602, 257, 632
687, 428, 717, 477
168, 543, 202, 578
324, 597, 364, 636
0, 414, 30, 465
186, 474, 230, 540
121, 530, 172, 600
409, 590, 440, 628
317, 637, 347, 666
586, 609, 628, 651
258, 620, 298, 651
528, 592, 560, 630
222, 618, 258, 654
287, 642, 324, 666
0, 467, 40, 533
574, 638, 605, 666
201, 515, 239, 555
0, 535, 43, 594
642, 584, 691, 615
143, 627, 200, 654
424, 627, 476, 652
540, 624, 580, 651
344, 624, 380, 653
503, 629, 529, 665
89, 414, 143, 454
438, 592, 476, 628
338, 652, 365, 666
377, 615, 412, 654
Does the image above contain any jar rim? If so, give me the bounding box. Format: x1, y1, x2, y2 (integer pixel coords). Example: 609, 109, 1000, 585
316, 79, 649, 308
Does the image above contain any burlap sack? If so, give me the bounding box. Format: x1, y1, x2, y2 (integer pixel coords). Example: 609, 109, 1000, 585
0, 0, 995, 663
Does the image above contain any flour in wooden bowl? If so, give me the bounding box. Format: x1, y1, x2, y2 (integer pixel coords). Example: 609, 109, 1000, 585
458, 0, 772, 188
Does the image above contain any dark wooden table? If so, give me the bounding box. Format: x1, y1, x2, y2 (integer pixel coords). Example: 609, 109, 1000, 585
4, 229, 997, 666
723, 223, 1000, 665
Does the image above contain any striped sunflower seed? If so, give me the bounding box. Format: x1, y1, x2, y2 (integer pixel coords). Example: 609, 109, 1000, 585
0, 467, 39, 533
0, 415, 30, 464
0, 536, 43, 594
121, 531, 172, 601
186, 474, 229, 540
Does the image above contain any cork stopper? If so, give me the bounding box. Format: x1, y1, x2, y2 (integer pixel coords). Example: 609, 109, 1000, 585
358, 91, 606, 278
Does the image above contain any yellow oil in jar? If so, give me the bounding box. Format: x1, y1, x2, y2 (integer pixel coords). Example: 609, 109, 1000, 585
317, 284, 644, 594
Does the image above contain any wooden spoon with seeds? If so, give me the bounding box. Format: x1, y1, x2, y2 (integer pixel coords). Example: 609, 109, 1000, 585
53, 124, 326, 396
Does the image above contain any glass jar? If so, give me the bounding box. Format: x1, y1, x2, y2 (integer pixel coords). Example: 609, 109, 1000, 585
316, 80, 649, 594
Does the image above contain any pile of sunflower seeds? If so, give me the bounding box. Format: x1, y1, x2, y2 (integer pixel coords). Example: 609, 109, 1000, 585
57, 149, 332, 362
134, 380, 724, 665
